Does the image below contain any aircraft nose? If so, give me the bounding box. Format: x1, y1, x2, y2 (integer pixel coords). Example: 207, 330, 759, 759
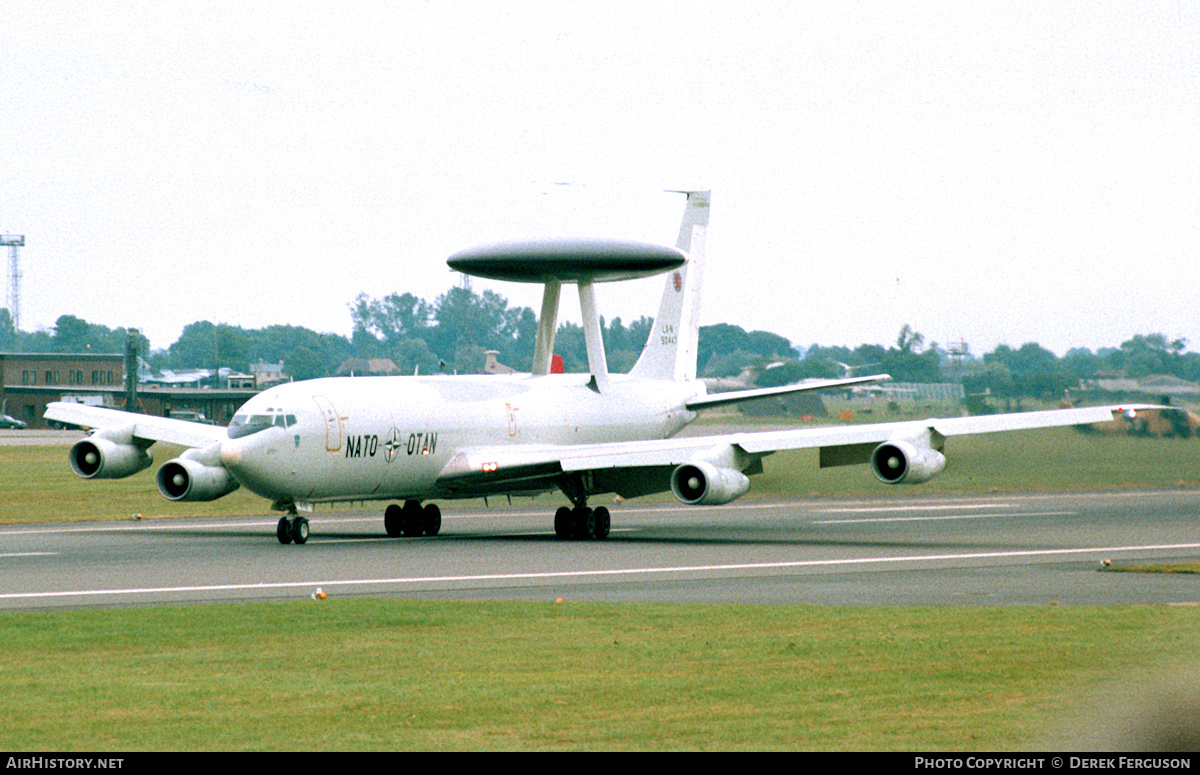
217, 430, 290, 500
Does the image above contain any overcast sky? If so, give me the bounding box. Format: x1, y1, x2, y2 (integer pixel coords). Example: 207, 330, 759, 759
2, 2, 1197, 358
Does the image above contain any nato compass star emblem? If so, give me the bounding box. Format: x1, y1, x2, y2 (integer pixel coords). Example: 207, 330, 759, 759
384, 428, 404, 463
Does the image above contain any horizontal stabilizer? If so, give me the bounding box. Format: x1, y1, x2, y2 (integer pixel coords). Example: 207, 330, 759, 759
686, 374, 892, 411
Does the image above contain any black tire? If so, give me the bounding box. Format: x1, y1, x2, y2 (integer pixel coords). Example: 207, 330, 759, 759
574, 507, 594, 540
554, 506, 572, 539
401, 501, 423, 537
277, 517, 293, 545
421, 504, 442, 537
384, 504, 403, 537
592, 507, 611, 541
290, 517, 309, 545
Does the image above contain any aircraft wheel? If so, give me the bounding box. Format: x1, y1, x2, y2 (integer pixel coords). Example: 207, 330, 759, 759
276, 517, 293, 545
592, 507, 611, 541
384, 504, 403, 537
290, 517, 309, 545
573, 506, 594, 540
554, 506, 572, 539
401, 501, 424, 537
421, 504, 442, 537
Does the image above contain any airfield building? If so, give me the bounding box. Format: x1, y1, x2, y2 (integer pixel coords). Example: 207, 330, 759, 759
0, 352, 260, 429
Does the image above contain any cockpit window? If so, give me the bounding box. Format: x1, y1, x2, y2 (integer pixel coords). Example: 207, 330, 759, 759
227, 409, 297, 439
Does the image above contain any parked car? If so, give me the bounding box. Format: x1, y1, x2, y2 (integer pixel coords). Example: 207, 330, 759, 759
0, 414, 27, 430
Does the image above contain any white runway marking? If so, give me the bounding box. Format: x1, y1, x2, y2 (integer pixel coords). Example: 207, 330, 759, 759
4, 541, 1200, 604
0, 520, 278, 536
813, 510, 1076, 525
813, 503, 1015, 513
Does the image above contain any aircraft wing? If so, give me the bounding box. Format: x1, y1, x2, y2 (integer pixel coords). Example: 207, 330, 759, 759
685, 374, 891, 411
563, 405, 1138, 468
43, 402, 229, 449
437, 404, 1147, 498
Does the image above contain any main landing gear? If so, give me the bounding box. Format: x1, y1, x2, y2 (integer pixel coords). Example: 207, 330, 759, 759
554, 505, 611, 541
384, 500, 442, 538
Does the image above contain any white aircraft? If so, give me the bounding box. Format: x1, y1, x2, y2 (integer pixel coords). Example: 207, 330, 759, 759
45, 191, 1144, 545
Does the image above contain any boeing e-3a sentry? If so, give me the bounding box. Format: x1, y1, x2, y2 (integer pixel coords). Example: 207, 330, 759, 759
45, 191, 1143, 545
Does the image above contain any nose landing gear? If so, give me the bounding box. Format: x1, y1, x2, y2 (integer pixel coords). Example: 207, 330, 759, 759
276, 514, 309, 545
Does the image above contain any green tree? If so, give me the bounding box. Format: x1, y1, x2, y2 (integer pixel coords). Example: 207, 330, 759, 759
253, 325, 353, 381
698, 323, 751, 371
895, 324, 924, 354
168, 321, 250, 371
430, 287, 536, 372
879, 325, 942, 383
746, 330, 797, 360
973, 342, 1069, 399
350, 292, 432, 346
0, 308, 16, 351
1109, 333, 1186, 378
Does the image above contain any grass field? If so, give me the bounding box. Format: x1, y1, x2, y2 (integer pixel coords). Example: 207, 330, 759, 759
2, 426, 1199, 750
2, 601, 1199, 751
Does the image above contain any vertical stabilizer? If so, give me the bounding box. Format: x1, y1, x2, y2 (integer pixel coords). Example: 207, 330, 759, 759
629, 190, 710, 382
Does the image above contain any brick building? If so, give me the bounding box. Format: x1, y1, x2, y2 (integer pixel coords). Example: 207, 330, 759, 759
0, 352, 125, 428
0, 352, 259, 429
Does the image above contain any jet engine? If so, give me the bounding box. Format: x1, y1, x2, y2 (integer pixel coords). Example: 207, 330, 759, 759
870, 439, 946, 485
156, 452, 241, 502
68, 435, 153, 480
671, 460, 751, 506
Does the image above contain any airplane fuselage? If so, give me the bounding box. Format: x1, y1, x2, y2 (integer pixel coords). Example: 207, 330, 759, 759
219, 373, 704, 506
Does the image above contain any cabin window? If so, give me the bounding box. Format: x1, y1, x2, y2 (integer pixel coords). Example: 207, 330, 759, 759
227, 411, 297, 438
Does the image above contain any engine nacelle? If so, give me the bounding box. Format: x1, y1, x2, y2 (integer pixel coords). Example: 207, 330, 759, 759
156, 457, 241, 502
69, 437, 153, 480
671, 460, 751, 506
870, 439, 947, 485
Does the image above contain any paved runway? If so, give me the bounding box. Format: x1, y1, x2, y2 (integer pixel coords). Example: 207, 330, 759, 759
2, 489, 1199, 610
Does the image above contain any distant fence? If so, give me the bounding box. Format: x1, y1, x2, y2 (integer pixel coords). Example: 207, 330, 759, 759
870, 382, 965, 403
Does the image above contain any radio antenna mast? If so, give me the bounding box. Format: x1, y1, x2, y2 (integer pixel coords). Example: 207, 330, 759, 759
1, 234, 24, 330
